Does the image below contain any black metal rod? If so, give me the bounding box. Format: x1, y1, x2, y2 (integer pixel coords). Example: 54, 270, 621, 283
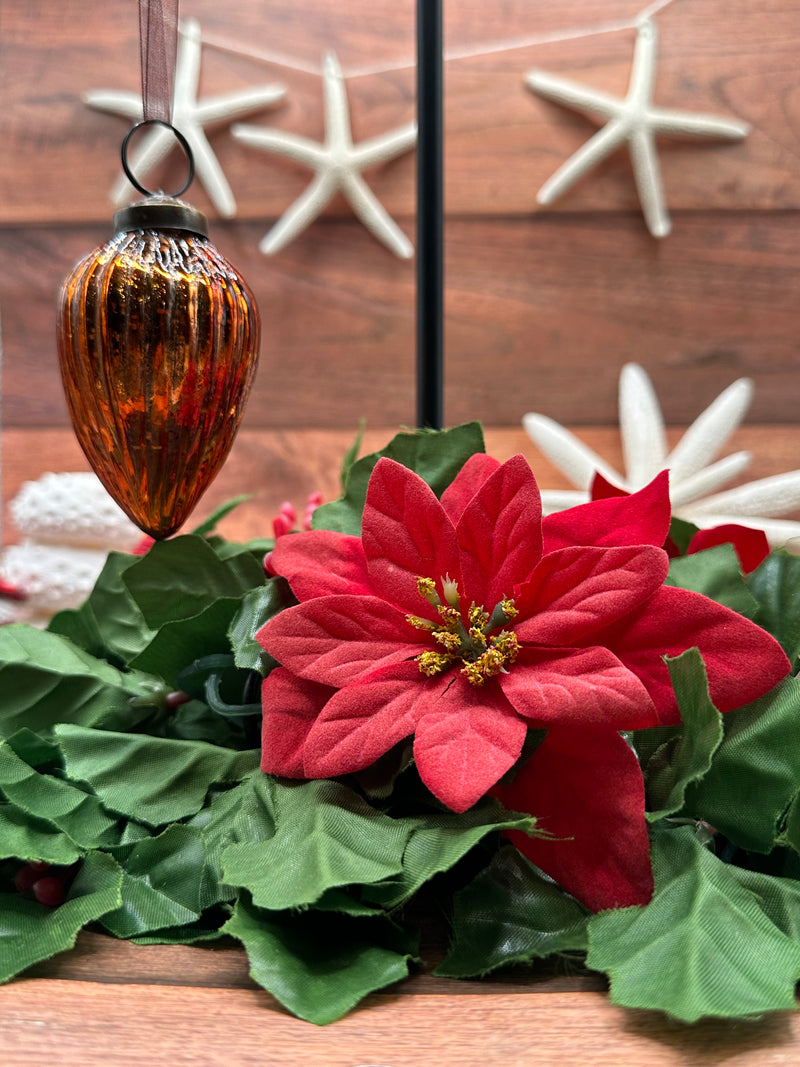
416, 0, 444, 430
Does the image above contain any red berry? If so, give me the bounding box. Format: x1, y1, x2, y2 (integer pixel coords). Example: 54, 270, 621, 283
32, 876, 66, 908
14, 865, 42, 893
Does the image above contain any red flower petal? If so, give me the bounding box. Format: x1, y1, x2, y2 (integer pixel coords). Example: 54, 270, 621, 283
270, 529, 372, 599
257, 594, 424, 687
497, 727, 654, 911
414, 679, 528, 812
543, 471, 671, 554
303, 660, 435, 777
604, 586, 791, 723
687, 524, 770, 575
499, 646, 658, 730
515, 544, 669, 646
440, 453, 502, 523
260, 668, 335, 777
456, 455, 543, 609
362, 458, 462, 615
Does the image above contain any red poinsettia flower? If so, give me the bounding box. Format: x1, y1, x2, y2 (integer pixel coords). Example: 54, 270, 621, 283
258, 454, 789, 911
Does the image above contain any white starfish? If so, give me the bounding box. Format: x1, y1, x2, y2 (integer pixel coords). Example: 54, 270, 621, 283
523, 363, 800, 550
526, 20, 750, 237
84, 18, 286, 217
232, 52, 416, 257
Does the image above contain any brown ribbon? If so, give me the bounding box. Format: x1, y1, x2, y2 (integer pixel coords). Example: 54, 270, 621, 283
139, 0, 179, 123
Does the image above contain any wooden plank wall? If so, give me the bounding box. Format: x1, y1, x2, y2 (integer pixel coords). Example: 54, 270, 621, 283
1, 0, 798, 447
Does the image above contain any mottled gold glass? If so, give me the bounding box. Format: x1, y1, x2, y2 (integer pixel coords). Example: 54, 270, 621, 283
57, 203, 260, 539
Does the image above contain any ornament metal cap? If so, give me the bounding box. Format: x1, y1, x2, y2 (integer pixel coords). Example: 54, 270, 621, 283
112, 195, 209, 238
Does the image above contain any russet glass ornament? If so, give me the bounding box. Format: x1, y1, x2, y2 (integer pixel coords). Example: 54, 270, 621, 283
57, 195, 260, 539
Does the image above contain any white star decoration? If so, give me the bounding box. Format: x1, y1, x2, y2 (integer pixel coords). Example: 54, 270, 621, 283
526, 20, 750, 237
523, 363, 800, 550
232, 52, 416, 257
84, 18, 286, 217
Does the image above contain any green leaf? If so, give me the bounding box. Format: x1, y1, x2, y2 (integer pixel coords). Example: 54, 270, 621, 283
667, 517, 700, 555
221, 896, 418, 1024
312, 423, 486, 535
100, 825, 207, 939
122, 536, 264, 631
48, 551, 155, 665
0, 804, 81, 866
221, 779, 411, 909
665, 544, 758, 618
683, 675, 800, 852
0, 850, 123, 984
640, 649, 724, 822
129, 597, 242, 682
728, 865, 800, 941
228, 579, 293, 673
56, 725, 259, 827
363, 797, 537, 910
340, 421, 365, 489
0, 740, 119, 849
748, 550, 800, 667
190, 496, 251, 537
436, 846, 589, 978
586, 827, 800, 1022
0, 625, 160, 740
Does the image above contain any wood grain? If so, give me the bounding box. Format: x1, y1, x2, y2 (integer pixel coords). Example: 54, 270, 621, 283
5, 214, 800, 430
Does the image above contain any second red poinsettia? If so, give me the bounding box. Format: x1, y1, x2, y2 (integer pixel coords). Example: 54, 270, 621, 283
257, 454, 789, 911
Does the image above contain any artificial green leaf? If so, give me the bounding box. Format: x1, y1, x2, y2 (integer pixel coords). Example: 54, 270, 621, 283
0, 740, 118, 849
683, 675, 800, 852
0, 850, 122, 983
667, 517, 700, 555
586, 827, 800, 1022
728, 865, 800, 942
312, 423, 486, 535
56, 725, 259, 827
121, 536, 264, 631
0, 803, 81, 866
221, 896, 418, 1024
340, 421, 365, 489
48, 551, 155, 665
364, 797, 537, 910
221, 779, 411, 909
748, 550, 800, 667
100, 825, 207, 939
436, 846, 589, 978
641, 650, 723, 822
4, 728, 61, 770
665, 544, 758, 618
228, 579, 293, 673
190, 496, 251, 537
0, 625, 160, 740
129, 597, 242, 681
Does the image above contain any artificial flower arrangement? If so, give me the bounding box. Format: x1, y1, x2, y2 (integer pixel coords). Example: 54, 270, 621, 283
3, 422, 800, 1026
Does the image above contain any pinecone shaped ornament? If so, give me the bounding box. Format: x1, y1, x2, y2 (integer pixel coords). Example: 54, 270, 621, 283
57, 195, 260, 539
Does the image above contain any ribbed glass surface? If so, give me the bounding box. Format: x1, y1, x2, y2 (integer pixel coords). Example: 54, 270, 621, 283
57, 229, 260, 539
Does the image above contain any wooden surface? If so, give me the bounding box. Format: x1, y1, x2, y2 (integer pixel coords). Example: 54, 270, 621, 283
2, 0, 800, 431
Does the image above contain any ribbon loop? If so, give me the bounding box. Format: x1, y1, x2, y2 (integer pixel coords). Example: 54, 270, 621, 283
139, 0, 179, 124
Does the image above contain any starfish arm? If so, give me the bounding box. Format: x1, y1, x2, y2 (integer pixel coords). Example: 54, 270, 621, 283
193, 86, 286, 126
526, 71, 623, 121
522, 413, 623, 490
686, 471, 800, 520
650, 107, 750, 140
537, 117, 629, 205
669, 452, 752, 509
665, 377, 754, 482
676, 512, 800, 550
627, 20, 658, 108
259, 171, 339, 254
231, 124, 329, 169
110, 124, 175, 204
618, 363, 668, 488
629, 126, 670, 237
174, 19, 203, 106
539, 489, 591, 514
350, 122, 418, 170
83, 90, 143, 121
183, 127, 237, 217
322, 51, 353, 149
341, 173, 414, 258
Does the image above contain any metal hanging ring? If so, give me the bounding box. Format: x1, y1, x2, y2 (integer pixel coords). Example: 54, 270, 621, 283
120, 119, 195, 198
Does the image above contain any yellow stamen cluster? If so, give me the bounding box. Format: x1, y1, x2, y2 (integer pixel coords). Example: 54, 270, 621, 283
406, 575, 520, 687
